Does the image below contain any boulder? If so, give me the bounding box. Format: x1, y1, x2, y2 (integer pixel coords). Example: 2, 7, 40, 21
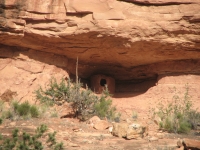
87, 116, 101, 127
112, 123, 129, 138
182, 138, 200, 149
112, 123, 148, 139
93, 120, 110, 130
126, 123, 147, 140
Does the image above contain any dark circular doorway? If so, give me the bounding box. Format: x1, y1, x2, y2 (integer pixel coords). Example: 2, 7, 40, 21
100, 78, 107, 86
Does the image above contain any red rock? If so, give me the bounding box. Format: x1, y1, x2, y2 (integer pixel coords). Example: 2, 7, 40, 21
183, 138, 200, 149
122, 0, 199, 5
93, 120, 110, 130
88, 116, 101, 127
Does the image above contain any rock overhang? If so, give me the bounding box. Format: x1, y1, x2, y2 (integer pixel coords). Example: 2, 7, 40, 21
0, 0, 200, 82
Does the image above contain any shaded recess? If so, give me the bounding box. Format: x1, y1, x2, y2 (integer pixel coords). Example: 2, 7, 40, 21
2, 44, 200, 95
90, 75, 115, 94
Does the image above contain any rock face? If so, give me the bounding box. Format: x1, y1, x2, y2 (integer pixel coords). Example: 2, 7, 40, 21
112, 122, 147, 139
93, 120, 110, 130
90, 74, 115, 94
0, 0, 200, 80
177, 138, 200, 149
0, 0, 200, 99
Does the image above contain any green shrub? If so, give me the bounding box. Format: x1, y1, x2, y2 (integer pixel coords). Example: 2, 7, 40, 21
30, 105, 40, 118
132, 111, 138, 120
0, 101, 40, 120
0, 124, 64, 150
12, 101, 19, 113
153, 84, 198, 134
94, 88, 118, 121
50, 109, 58, 118
187, 110, 200, 130
16, 101, 31, 116
1, 110, 13, 119
35, 77, 119, 121
178, 120, 191, 134
95, 95, 112, 118
0, 101, 4, 112
35, 78, 71, 106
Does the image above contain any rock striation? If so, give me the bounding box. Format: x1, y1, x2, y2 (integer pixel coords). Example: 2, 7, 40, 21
0, 0, 200, 99
0, 0, 200, 80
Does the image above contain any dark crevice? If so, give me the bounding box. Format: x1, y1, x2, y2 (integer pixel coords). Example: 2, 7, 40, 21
119, 0, 194, 6
27, 11, 51, 15
100, 79, 107, 87
66, 12, 92, 18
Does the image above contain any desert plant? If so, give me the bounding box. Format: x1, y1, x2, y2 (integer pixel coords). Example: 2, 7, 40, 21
35, 78, 71, 106
0, 101, 4, 112
0, 101, 40, 120
35, 56, 117, 120
153, 84, 199, 133
15, 101, 31, 116
132, 111, 138, 120
1, 110, 13, 119
0, 124, 64, 150
30, 105, 40, 118
187, 110, 200, 130
35, 77, 119, 121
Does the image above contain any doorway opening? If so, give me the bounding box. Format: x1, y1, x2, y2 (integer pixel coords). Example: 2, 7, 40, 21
100, 79, 107, 86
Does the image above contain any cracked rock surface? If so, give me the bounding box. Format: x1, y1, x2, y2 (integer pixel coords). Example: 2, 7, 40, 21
0, 0, 200, 81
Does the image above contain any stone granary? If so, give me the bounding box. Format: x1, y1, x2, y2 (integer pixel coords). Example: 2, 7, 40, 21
90, 75, 115, 94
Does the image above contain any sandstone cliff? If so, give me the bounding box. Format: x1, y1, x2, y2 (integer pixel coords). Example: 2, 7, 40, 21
0, 0, 200, 101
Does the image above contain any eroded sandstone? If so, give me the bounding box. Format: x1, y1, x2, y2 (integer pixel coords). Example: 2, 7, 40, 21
0, 0, 200, 100
0, 0, 200, 81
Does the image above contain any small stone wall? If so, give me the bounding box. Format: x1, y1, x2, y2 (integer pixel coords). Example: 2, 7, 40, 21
90, 75, 115, 94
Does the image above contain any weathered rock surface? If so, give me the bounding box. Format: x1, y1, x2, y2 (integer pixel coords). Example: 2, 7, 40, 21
93, 120, 110, 130
0, 50, 69, 101
0, 0, 200, 82
112, 122, 147, 139
112, 123, 129, 138
1, 0, 200, 105
183, 138, 200, 149
177, 138, 200, 150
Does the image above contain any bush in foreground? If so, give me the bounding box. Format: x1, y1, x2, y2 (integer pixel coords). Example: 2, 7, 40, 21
35, 77, 120, 121
1, 101, 40, 120
0, 123, 64, 150
152, 84, 200, 134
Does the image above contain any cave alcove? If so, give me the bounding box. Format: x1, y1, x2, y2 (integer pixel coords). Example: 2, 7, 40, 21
90, 74, 115, 94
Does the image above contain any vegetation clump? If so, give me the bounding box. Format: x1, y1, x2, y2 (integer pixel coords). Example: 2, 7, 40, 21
35, 77, 119, 121
0, 101, 40, 120
0, 122, 64, 150
152, 84, 200, 133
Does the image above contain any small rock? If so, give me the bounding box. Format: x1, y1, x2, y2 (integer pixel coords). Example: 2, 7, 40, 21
156, 133, 164, 139
112, 123, 129, 138
10, 122, 16, 126
63, 137, 70, 141
87, 140, 93, 144
109, 126, 113, 133
149, 136, 158, 142
88, 116, 101, 127
177, 138, 183, 147
182, 138, 200, 149
94, 120, 109, 130
67, 142, 79, 147
126, 124, 146, 140
112, 122, 148, 139
72, 127, 82, 132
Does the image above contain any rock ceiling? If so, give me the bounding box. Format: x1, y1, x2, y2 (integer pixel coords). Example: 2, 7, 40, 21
0, 0, 200, 81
